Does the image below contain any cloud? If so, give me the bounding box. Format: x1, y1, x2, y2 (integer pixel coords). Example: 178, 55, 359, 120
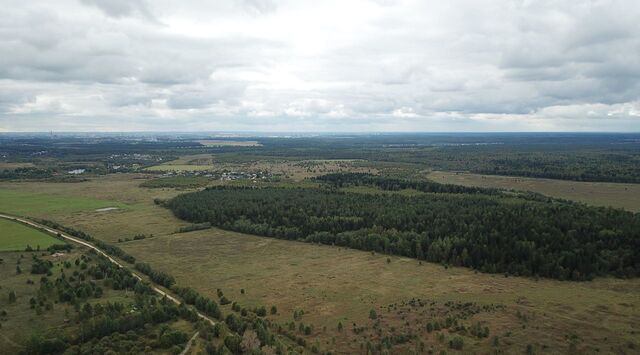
80, 0, 158, 22
0, 0, 639, 132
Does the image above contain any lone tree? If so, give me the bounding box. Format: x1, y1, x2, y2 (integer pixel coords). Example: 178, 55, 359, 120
240, 330, 260, 353
369, 309, 377, 320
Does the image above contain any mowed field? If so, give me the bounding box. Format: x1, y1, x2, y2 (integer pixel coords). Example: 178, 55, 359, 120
121, 229, 640, 354
429, 171, 640, 212
0, 218, 62, 251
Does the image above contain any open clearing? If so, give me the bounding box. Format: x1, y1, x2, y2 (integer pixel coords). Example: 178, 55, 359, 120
122, 228, 640, 354
144, 164, 214, 172
0, 174, 188, 243
0, 218, 62, 251
197, 139, 261, 147
0, 162, 35, 170
428, 171, 640, 212
0, 188, 129, 216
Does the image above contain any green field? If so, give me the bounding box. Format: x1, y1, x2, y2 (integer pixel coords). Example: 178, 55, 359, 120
428, 171, 640, 212
0, 176, 188, 243
0, 188, 128, 216
0, 218, 63, 251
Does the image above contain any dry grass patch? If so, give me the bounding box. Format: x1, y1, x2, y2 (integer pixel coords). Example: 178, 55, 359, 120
429, 171, 640, 212
122, 228, 640, 354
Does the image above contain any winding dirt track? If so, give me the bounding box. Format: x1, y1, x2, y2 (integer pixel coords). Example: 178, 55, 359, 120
0, 213, 216, 332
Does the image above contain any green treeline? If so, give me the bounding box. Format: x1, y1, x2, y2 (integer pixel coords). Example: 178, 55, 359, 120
315, 172, 500, 194
167, 186, 640, 280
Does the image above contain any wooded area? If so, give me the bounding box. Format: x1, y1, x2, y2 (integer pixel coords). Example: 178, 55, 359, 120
168, 183, 640, 281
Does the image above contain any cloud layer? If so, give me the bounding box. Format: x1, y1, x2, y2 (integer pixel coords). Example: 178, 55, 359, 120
1, 0, 639, 132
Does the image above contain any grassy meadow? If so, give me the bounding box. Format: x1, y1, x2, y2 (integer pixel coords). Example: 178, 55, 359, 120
0, 188, 128, 216
428, 171, 640, 212
144, 164, 215, 172
197, 140, 261, 147
121, 228, 640, 354
0, 219, 63, 251
0, 174, 189, 243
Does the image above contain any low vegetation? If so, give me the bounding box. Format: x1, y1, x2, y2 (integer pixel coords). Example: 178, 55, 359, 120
140, 176, 211, 189
0, 219, 65, 251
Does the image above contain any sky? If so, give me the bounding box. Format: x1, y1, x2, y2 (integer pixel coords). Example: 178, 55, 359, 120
0, 0, 639, 132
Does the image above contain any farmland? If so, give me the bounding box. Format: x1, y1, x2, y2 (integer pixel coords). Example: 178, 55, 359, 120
0, 218, 63, 251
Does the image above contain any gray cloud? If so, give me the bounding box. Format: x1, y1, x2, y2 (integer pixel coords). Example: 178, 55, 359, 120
0, 0, 639, 132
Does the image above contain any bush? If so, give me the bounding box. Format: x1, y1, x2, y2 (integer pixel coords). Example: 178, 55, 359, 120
449, 336, 464, 350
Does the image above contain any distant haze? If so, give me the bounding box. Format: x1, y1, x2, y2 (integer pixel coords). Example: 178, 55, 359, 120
1, 0, 639, 132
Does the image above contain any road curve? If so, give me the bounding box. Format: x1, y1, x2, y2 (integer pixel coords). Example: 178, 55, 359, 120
0, 213, 216, 330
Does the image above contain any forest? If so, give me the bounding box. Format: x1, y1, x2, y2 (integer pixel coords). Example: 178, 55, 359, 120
167, 184, 640, 281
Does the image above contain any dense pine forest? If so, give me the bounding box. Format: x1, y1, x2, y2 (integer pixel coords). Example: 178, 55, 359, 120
167, 182, 640, 281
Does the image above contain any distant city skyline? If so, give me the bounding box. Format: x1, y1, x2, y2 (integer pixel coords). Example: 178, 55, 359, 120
1, 0, 639, 132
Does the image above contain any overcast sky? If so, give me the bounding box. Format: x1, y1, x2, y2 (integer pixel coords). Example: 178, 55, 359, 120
1, 0, 639, 132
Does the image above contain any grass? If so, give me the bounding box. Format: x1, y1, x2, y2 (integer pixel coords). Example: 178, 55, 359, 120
0, 219, 63, 251
0, 188, 128, 216
140, 176, 211, 189
0, 162, 35, 170
0, 174, 189, 243
428, 171, 640, 212
197, 140, 261, 147
122, 227, 640, 354
143, 164, 214, 172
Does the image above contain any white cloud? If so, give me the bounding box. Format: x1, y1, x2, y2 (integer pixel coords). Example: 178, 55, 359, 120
0, 0, 639, 131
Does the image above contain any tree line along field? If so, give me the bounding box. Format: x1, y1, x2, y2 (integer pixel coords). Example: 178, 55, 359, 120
0, 219, 62, 251
428, 171, 640, 212
166, 175, 640, 280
